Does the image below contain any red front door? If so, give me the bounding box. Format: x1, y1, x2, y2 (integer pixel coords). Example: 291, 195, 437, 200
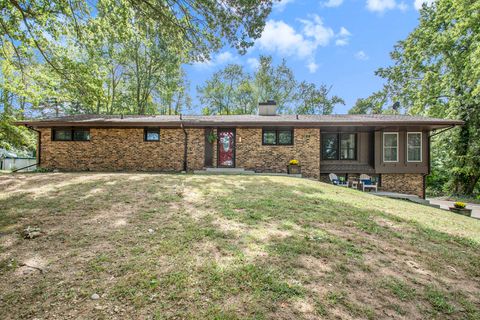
217, 129, 235, 167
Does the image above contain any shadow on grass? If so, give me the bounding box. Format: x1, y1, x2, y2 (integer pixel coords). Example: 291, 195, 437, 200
0, 173, 479, 319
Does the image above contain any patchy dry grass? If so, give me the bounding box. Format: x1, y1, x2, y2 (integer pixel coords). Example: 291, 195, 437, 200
0, 173, 479, 319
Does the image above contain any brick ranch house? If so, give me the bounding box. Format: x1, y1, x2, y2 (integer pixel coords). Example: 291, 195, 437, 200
16, 102, 462, 198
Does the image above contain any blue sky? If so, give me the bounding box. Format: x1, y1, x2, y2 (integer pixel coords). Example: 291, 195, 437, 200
184, 0, 433, 114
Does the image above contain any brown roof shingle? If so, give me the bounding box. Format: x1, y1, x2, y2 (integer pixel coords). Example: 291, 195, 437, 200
15, 113, 463, 129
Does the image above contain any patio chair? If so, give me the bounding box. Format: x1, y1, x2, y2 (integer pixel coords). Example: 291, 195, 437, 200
359, 174, 378, 192
329, 173, 348, 187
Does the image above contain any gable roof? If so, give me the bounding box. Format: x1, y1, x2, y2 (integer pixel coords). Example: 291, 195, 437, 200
15, 114, 463, 129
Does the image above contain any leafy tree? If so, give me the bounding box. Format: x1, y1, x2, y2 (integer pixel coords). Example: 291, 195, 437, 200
352, 0, 480, 195
295, 82, 344, 115
254, 56, 297, 113
198, 56, 344, 115
348, 92, 386, 115
1, 0, 274, 74
0, 0, 274, 149
198, 64, 251, 114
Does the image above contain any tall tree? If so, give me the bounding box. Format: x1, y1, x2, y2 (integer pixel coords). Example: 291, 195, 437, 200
198, 64, 251, 115
1, 0, 274, 150
295, 82, 344, 115
254, 56, 297, 113
198, 56, 344, 115
352, 0, 480, 195
348, 91, 387, 115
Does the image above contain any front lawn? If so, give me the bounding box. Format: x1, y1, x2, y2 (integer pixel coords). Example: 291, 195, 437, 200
0, 173, 479, 319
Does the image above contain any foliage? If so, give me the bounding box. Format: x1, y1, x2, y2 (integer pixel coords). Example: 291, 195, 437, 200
289, 159, 299, 166
0, 0, 274, 149
350, 0, 480, 195
453, 202, 466, 209
207, 131, 217, 144
198, 56, 344, 115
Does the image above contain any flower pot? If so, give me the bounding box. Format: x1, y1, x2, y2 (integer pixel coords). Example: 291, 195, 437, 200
449, 207, 472, 217
287, 165, 301, 175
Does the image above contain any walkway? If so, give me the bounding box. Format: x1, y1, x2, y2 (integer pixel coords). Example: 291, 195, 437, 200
428, 199, 480, 219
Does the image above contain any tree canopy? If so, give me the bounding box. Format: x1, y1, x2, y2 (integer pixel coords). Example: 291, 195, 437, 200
198, 56, 344, 115
0, 0, 274, 151
350, 0, 480, 195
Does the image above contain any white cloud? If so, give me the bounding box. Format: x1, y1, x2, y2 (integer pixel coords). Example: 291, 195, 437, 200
335, 39, 349, 46
273, 0, 295, 12
414, 0, 434, 10
216, 52, 234, 64
398, 2, 408, 11
355, 50, 369, 60
307, 62, 319, 73
366, 0, 408, 13
256, 19, 316, 58
338, 27, 351, 37
255, 17, 345, 73
247, 57, 260, 70
323, 0, 344, 7
299, 15, 335, 47
335, 27, 351, 46
193, 51, 235, 69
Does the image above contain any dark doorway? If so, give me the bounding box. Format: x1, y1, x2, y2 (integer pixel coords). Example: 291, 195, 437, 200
204, 128, 214, 167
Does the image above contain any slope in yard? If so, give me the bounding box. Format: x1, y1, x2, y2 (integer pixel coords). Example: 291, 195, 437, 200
0, 173, 479, 319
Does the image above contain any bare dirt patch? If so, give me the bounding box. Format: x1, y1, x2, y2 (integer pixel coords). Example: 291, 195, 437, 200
0, 173, 479, 319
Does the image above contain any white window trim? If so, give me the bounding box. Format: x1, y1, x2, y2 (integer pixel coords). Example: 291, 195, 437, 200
383, 132, 399, 163
407, 132, 422, 162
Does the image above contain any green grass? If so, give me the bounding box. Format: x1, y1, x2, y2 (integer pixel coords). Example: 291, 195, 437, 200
0, 173, 479, 319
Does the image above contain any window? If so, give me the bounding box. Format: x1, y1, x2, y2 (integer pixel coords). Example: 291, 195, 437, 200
262, 128, 293, 145
383, 132, 398, 162
52, 128, 90, 141
73, 129, 90, 141
144, 128, 160, 141
340, 133, 356, 160
321, 133, 338, 160
321, 133, 356, 160
407, 132, 422, 162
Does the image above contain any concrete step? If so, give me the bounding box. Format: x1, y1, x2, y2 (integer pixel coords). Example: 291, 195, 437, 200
193, 168, 302, 178
194, 168, 256, 175
205, 168, 248, 173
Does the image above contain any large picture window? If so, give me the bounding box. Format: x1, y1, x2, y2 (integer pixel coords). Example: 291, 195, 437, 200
262, 128, 293, 145
407, 132, 422, 162
321, 133, 356, 160
383, 132, 398, 162
52, 128, 90, 141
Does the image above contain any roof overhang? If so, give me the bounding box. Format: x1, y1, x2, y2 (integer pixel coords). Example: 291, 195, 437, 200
15, 119, 464, 130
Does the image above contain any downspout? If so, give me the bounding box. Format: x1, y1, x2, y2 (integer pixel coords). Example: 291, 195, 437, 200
26, 125, 41, 167
180, 116, 188, 172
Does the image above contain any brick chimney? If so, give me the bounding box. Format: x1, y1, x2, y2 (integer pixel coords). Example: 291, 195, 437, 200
258, 100, 277, 116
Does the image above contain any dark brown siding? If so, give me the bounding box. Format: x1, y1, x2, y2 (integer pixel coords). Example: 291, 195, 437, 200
320, 132, 375, 173
374, 130, 428, 174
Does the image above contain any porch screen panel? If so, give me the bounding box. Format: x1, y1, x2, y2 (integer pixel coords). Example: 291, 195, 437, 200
340, 134, 356, 160
321, 133, 338, 160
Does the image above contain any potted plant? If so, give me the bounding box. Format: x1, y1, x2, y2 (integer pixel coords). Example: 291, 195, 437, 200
449, 202, 472, 217
207, 131, 217, 144
287, 159, 301, 174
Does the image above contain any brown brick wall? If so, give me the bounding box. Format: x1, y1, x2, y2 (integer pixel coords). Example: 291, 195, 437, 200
235, 128, 320, 179
39, 127, 322, 178
186, 128, 205, 171
381, 173, 424, 198
39, 128, 204, 171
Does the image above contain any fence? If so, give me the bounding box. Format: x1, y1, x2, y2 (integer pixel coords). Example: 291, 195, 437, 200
0, 157, 37, 172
